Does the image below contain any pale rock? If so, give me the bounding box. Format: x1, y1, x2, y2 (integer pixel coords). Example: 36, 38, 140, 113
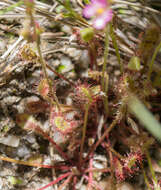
24, 134, 36, 144
79, 50, 90, 69
117, 182, 135, 190
66, 96, 72, 105
16, 145, 30, 158
99, 178, 135, 190
60, 56, 74, 73
0, 178, 4, 189
66, 48, 82, 60
61, 25, 72, 34
3, 96, 20, 106
0, 135, 20, 147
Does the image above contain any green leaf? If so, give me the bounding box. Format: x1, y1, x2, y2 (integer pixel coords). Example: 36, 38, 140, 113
63, 12, 74, 18
128, 56, 141, 71
118, 9, 129, 14
83, 0, 90, 4
0, 0, 24, 15
128, 96, 161, 141
65, 0, 71, 10
153, 74, 161, 87
80, 28, 94, 42
2, 125, 9, 133
56, 65, 66, 73
158, 159, 161, 167
55, 5, 65, 13
8, 176, 23, 185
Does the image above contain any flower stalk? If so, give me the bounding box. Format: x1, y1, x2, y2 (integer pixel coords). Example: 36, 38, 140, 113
80, 103, 90, 164
101, 24, 110, 91
148, 40, 161, 80
110, 23, 123, 74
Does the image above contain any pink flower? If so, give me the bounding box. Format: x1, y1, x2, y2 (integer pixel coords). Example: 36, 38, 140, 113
83, 0, 113, 30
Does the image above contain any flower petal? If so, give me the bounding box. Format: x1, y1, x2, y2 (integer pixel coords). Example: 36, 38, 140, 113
91, 0, 107, 6
83, 4, 98, 18
102, 9, 113, 23
93, 17, 107, 30
93, 9, 113, 29
83, 0, 108, 18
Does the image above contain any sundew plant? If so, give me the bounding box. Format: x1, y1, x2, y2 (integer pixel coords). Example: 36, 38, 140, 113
0, 0, 161, 189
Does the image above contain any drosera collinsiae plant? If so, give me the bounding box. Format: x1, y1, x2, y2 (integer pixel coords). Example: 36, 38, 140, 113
0, 0, 161, 189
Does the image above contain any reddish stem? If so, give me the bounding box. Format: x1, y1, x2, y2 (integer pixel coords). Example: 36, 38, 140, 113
88, 158, 93, 190
84, 175, 103, 190
37, 172, 72, 190
91, 181, 104, 190
31, 124, 71, 162
72, 176, 77, 190
46, 63, 76, 86
83, 118, 118, 163
57, 174, 73, 190
88, 42, 97, 70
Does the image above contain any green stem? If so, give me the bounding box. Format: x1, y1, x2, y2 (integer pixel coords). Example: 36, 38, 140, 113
36, 43, 60, 110
145, 149, 158, 186
28, 9, 48, 81
80, 103, 90, 164
55, 0, 89, 26
110, 23, 123, 74
109, 147, 124, 159
142, 167, 152, 190
0, 0, 24, 15
103, 74, 109, 115
101, 24, 110, 91
148, 40, 161, 81
101, 24, 110, 115
29, 7, 60, 110
36, 42, 48, 81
